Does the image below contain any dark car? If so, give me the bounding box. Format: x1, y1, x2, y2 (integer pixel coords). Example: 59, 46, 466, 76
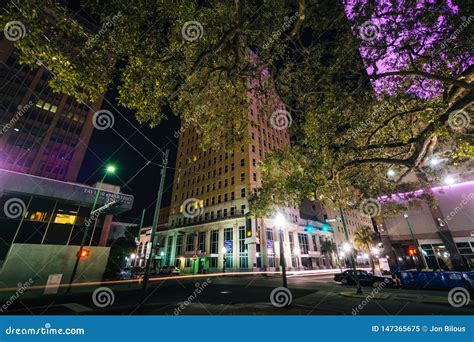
334, 270, 394, 287
159, 265, 181, 275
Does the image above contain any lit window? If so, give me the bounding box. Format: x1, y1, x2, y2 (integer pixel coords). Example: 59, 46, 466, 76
54, 213, 77, 224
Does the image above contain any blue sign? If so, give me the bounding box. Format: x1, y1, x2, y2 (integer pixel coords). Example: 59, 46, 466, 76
224, 240, 233, 252
266, 240, 273, 250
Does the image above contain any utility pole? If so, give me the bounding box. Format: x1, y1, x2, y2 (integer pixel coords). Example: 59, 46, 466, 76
135, 208, 146, 267
139, 150, 169, 309
339, 206, 363, 295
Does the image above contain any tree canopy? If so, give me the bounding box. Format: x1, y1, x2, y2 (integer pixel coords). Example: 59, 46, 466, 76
2, 0, 472, 216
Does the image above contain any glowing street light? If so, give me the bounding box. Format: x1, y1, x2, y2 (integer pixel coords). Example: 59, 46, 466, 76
106, 164, 116, 173
387, 169, 396, 177
444, 175, 455, 185
429, 157, 440, 167
342, 242, 352, 253
274, 212, 288, 289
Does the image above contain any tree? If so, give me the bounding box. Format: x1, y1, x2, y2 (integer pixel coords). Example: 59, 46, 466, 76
2, 1, 472, 214
353, 226, 378, 272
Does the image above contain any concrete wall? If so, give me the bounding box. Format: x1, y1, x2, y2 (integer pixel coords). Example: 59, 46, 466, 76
0, 244, 110, 288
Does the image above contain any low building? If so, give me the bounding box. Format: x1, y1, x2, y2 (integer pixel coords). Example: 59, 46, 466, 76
379, 180, 474, 271
0, 168, 133, 287
155, 212, 335, 274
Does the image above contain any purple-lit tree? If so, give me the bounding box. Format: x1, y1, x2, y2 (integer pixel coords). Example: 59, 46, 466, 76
1, 0, 472, 213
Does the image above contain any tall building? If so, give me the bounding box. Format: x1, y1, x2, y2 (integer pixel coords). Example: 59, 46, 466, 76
156, 87, 336, 273
0, 38, 103, 181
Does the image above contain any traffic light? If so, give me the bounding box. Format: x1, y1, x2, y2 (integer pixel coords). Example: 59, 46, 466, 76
78, 249, 90, 259
245, 218, 253, 237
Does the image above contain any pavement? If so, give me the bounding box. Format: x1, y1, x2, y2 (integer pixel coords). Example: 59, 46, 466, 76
0, 270, 472, 315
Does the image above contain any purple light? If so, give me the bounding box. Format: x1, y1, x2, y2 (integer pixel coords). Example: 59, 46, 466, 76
378, 180, 474, 202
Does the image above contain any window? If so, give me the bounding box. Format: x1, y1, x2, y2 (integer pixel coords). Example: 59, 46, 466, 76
241, 205, 246, 214
54, 211, 77, 225
176, 235, 183, 256
298, 233, 309, 254
230, 207, 235, 216
198, 232, 206, 253
210, 230, 219, 253
240, 159, 245, 166
186, 234, 195, 252
239, 226, 248, 268
240, 173, 245, 181
231, 192, 235, 200
252, 159, 256, 167
224, 228, 233, 268
240, 188, 246, 197
253, 173, 257, 182
312, 235, 318, 251
266, 228, 275, 267
166, 236, 173, 265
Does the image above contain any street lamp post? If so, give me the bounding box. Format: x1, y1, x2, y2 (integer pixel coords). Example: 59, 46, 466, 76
403, 213, 428, 271
222, 247, 227, 273
67, 164, 116, 293
275, 213, 288, 288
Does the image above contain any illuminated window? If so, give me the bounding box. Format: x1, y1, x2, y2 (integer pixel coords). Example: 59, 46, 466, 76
54, 213, 77, 224
29, 211, 47, 222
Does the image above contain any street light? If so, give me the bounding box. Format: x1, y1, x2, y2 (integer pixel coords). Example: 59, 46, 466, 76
275, 212, 288, 288
403, 213, 428, 271
67, 163, 116, 293
222, 247, 227, 273
444, 175, 455, 185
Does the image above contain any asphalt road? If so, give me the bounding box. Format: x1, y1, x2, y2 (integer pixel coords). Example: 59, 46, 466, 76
1, 271, 472, 315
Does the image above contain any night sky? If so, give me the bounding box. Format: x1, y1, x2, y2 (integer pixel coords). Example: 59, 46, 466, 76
77, 85, 180, 226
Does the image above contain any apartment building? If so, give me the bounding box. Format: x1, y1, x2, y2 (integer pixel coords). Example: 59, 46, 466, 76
0, 38, 103, 181
156, 86, 336, 273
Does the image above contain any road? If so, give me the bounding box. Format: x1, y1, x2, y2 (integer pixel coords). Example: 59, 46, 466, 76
1, 270, 472, 315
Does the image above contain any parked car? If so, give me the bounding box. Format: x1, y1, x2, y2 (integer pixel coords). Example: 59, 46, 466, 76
159, 265, 181, 275
117, 268, 132, 280
334, 270, 394, 287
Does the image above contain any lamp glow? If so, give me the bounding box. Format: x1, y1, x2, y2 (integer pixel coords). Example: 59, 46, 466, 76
342, 242, 352, 252
106, 165, 116, 173
221, 247, 227, 254
444, 175, 455, 185
275, 212, 287, 229
387, 169, 396, 177
429, 157, 440, 167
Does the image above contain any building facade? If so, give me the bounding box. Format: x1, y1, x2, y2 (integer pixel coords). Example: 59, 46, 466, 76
0, 38, 103, 181
379, 180, 474, 271
155, 85, 336, 273
300, 199, 375, 248
0, 168, 134, 286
